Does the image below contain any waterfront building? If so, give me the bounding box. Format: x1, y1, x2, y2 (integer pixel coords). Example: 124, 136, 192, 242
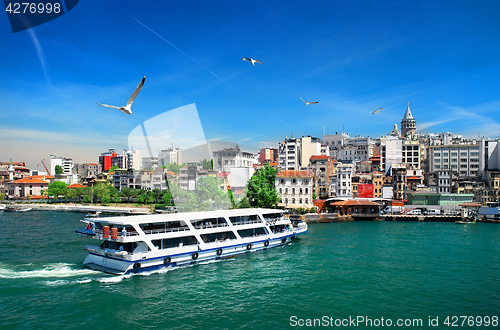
380, 136, 402, 173
99, 149, 117, 172
126, 147, 141, 170
372, 171, 384, 198
437, 170, 453, 194
278, 136, 322, 171
391, 163, 407, 200
141, 157, 158, 170
278, 137, 300, 171
213, 146, 257, 173
50, 154, 73, 177
258, 148, 278, 164
426, 142, 480, 177
402, 140, 423, 170
275, 170, 314, 209
158, 146, 182, 167
139, 168, 169, 191
336, 164, 353, 198
309, 155, 336, 199
401, 102, 416, 138
113, 169, 142, 191
322, 131, 349, 150
6, 175, 53, 198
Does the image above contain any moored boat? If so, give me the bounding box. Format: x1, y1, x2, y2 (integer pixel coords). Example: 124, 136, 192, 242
0, 204, 5, 211
4, 205, 33, 212
77, 208, 307, 275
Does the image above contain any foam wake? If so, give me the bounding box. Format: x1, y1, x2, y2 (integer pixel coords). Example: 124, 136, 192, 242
0, 263, 97, 279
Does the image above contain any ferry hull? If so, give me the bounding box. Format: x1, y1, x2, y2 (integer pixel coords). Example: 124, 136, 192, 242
84, 230, 306, 275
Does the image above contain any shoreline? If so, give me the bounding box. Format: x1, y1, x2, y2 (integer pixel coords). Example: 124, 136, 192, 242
19, 203, 152, 214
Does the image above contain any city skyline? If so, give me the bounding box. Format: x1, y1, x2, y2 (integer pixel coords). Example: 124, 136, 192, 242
1, 1, 500, 170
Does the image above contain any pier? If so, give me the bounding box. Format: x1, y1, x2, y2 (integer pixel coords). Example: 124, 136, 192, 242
299, 213, 465, 223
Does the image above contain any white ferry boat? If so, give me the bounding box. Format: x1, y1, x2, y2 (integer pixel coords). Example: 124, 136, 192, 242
76, 208, 308, 275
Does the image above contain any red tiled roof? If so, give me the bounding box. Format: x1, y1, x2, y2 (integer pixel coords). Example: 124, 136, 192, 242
30, 175, 54, 180
276, 170, 313, 178
68, 183, 86, 188
11, 178, 49, 184
330, 199, 382, 207
218, 172, 230, 178
310, 155, 329, 160
30, 195, 54, 199
407, 176, 421, 180
166, 171, 179, 176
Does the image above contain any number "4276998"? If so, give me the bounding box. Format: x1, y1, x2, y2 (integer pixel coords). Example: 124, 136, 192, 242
5, 2, 61, 14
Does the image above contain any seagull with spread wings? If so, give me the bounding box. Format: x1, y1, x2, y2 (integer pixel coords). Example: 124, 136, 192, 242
372, 108, 382, 115
242, 57, 263, 65
95, 76, 146, 114
298, 95, 318, 105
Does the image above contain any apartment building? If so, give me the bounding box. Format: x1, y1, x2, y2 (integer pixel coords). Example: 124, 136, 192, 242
426, 143, 480, 177
275, 170, 314, 208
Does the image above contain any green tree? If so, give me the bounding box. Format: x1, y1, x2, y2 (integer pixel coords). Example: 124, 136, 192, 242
246, 164, 279, 208
65, 188, 78, 201
164, 163, 181, 174
0, 192, 5, 201
238, 196, 251, 208
227, 190, 236, 209
202, 159, 213, 170
196, 176, 229, 209
55, 165, 63, 174
108, 165, 119, 172
313, 191, 317, 200
137, 190, 147, 204
162, 188, 173, 206
47, 181, 67, 198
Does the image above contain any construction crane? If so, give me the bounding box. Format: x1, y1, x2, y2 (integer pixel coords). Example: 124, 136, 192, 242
37, 159, 51, 175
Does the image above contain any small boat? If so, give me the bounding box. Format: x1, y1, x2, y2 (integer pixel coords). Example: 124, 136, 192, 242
85, 210, 101, 217
4, 205, 33, 212
0, 204, 5, 211
77, 208, 308, 275
456, 219, 476, 224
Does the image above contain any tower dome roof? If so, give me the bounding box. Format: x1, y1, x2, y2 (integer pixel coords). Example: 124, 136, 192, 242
403, 102, 414, 120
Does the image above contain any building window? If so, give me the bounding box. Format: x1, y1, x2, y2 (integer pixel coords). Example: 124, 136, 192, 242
305, 188, 308, 194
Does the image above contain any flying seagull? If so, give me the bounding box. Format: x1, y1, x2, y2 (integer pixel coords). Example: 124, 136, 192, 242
242, 58, 263, 65
95, 76, 146, 114
372, 108, 382, 115
298, 95, 318, 105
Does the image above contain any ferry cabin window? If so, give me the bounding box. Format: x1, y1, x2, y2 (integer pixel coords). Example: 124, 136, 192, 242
152, 236, 198, 249
270, 225, 287, 233
139, 221, 188, 234
100, 241, 143, 253
229, 215, 261, 225
263, 213, 283, 222
237, 227, 268, 238
191, 217, 228, 228
200, 231, 237, 243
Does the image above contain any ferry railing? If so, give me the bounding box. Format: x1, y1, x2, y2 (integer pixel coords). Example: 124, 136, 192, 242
142, 227, 190, 235
192, 223, 229, 230
229, 219, 263, 226
94, 229, 140, 237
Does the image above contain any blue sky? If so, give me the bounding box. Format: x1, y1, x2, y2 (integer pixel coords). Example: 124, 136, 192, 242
1, 1, 500, 170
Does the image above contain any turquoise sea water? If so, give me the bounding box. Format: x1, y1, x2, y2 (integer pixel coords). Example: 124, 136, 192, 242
1, 211, 499, 329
